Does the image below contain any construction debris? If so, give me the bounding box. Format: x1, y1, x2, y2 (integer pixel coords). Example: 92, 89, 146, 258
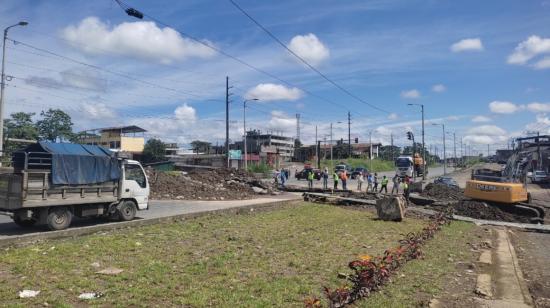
146, 168, 275, 200
452, 200, 532, 224
421, 183, 463, 201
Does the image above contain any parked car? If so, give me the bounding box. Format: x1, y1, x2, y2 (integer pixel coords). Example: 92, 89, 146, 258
295, 168, 322, 180
530, 170, 549, 184
434, 176, 459, 189
351, 167, 367, 179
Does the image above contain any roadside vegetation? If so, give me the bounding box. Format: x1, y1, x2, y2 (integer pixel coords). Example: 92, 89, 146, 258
247, 162, 272, 174
0, 204, 476, 307
316, 158, 395, 172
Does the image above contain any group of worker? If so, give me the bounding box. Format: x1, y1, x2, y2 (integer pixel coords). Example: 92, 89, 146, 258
306, 167, 411, 198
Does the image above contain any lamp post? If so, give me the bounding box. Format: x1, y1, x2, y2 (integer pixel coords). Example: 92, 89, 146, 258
446, 131, 456, 170
408, 103, 425, 180
1, 21, 28, 165
330, 121, 342, 172
243, 98, 258, 170
433, 123, 446, 175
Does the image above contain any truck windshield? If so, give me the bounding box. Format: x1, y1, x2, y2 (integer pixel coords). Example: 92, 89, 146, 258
395, 158, 412, 168
125, 164, 147, 188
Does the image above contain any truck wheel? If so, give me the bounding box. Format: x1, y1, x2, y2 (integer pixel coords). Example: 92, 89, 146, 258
117, 201, 137, 221
46, 207, 73, 231
13, 216, 37, 228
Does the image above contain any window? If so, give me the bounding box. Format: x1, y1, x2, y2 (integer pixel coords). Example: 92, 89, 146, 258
125, 164, 147, 188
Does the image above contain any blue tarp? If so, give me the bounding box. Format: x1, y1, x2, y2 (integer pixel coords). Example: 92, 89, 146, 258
37, 142, 121, 185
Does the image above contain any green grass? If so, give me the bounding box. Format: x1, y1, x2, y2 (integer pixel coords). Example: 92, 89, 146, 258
0, 204, 476, 307
247, 162, 271, 173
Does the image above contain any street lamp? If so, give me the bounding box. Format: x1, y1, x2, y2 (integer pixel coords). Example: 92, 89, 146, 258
408, 103, 425, 180
432, 123, 446, 175
329, 121, 342, 172
1, 21, 28, 165
446, 131, 457, 170
243, 98, 259, 170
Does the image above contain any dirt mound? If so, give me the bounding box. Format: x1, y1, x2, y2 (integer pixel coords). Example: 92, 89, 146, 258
452, 200, 532, 223
146, 168, 275, 200
421, 183, 463, 201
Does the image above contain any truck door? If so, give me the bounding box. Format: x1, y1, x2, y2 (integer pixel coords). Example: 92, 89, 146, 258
122, 163, 149, 210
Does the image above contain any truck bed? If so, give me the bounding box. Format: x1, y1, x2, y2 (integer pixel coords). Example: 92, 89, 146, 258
0, 170, 119, 211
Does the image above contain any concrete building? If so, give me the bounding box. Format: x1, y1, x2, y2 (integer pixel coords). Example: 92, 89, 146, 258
235, 130, 295, 165
77, 125, 146, 154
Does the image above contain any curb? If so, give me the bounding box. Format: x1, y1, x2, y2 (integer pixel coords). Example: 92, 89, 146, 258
0, 199, 302, 248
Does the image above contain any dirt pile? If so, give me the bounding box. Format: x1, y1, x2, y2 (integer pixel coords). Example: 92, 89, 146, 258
146, 168, 275, 200
421, 183, 463, 201
452, 200, 532, 224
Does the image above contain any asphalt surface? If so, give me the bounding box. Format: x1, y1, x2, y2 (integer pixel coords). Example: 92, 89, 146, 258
0, 194, 301, 239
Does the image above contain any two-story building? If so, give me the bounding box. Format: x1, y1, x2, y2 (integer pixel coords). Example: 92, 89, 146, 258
76, 125, 147, 155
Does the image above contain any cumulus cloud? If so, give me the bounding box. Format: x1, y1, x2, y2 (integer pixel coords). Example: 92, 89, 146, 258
62, 17, 215, 63
401, 89, 420, 99
287, 33, 330, 66
268, 110, 296, 132
82, 102, 116, 119
174, 103, 197, 122
464, 124, 508, 145
489, 101, 523, 114
525, 114, 550, 134
432, 84, 446, 93
387, 113, 398, 120
245, 83, 303, 101
534, 57, 550, 69
471, 115, 492, 123
526, 102, 550, 113
507, 35, 550, 66
450, 38, 484, 52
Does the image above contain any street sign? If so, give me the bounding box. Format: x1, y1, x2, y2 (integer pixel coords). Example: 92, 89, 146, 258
229, 150, 242, 160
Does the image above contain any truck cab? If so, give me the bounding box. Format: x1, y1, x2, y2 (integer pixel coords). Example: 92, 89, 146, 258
395, 156, 414, 178
121, 160, 149, 210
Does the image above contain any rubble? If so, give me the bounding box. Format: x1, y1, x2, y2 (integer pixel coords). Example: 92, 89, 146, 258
146, 168, 275, 200
421, 183, 463, 201
375, 196, 407, 221
452, 200, 532, 224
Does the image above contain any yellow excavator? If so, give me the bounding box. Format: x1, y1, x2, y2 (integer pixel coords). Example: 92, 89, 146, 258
464, 151, 545, 223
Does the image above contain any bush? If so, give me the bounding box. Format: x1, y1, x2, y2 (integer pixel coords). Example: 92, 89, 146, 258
247, 163, 271, 173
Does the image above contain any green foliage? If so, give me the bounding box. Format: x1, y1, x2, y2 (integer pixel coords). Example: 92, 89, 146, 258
379, 145, 401, 161
4, 112, 39, 158
36, 109, 74, 142
247, 163, 271, 173
142, 138, 166, 163
190, 140, 211, 154
318, 158, 395, 172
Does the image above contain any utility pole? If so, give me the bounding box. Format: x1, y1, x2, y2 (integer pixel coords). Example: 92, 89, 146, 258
330, 122, 333, 172
433, 123, 446, 175
243, 98, 259, 171
453, 133, 456, 170
347, 111, 351, 158
315, 125, 318, 166
296, 114, 301, 142
487, 144, 490, 158
369, 131, 373, 171
225, 76, 230, 168
390, 133, 394, 162
1, 21, 28, 166
460, 136, 463, 166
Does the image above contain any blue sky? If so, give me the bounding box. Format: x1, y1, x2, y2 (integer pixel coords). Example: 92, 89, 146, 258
1, 0, 550, 155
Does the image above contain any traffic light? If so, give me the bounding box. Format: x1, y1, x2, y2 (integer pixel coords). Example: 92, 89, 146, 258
354, 137, 359, 143
406, 131, 414, 140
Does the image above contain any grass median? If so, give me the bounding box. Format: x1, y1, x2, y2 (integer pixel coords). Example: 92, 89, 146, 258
0, 203, 476, 307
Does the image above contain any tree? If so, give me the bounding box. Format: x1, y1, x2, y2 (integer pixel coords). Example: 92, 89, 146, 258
190, 140, 211, 154
142, 138, 166, 163
379, 145, 401, 161
294, 139, 302, 148
36, 109, 74, 142
4, 112, 39, 156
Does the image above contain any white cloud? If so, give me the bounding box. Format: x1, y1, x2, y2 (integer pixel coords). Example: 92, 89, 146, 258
387, 113, 398, 120
82, 103, 116, 119
467, 125, 506, 136
527, 102, 550, 113
268, 110, 296, 132
534, 57, 550, 69
471, 115, 492, 123
245, 83, 303, 101
401, 89, 420, 99
62, 17, 215, 63
464, 124, 508, 145
432, 84, 446, 93
489, 101, 523, 114
287, 33, 330, 66
174, 103, 197, 122
450, 38, 484, 52
507, 35, 550, 65
525, 114, 550, 134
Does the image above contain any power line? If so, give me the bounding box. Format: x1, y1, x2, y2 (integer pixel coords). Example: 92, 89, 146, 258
112, 0, 372, 118
228, 0, 391, 115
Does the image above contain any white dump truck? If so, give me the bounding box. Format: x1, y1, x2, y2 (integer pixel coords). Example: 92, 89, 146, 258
395, 156, 414, 178
0, 142, 149, 230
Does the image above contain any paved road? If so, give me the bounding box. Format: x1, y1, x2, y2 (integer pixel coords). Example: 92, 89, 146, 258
0, 194, 301, 239
286, 165, 449, 189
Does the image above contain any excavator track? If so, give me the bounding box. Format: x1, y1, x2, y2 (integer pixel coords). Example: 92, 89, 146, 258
493, 202, 545, 224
